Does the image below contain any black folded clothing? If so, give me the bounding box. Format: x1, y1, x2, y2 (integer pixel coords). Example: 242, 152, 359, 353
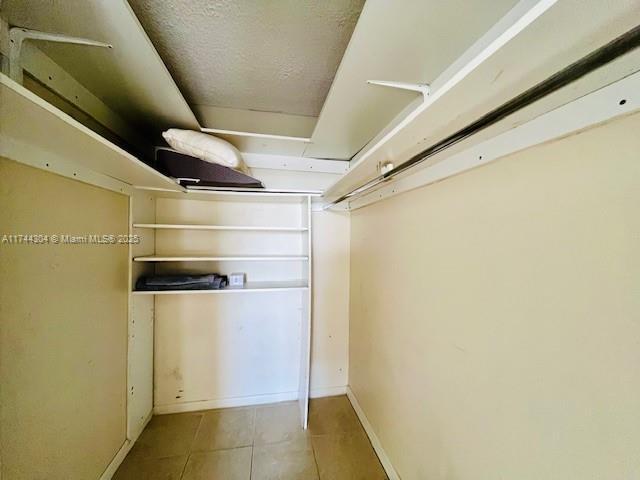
135, 274, 228, 291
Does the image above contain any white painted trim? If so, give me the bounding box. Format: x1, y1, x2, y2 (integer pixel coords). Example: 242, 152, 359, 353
193, 105, 316, 140
133, 223, 308, 232
154, 391, 299, 414
99, 441, 133, 480
126, 197, 134, 440
201, 127, 312, 143
134, 185, 322, 197
243, 152, 349, 174
153, 387, 348, 415
310, 385, 347, 398
99, 411, 152, 480
347, 68, 640, 210
299, 196, 313, 429
133, 255, 308, 262
186, 186, 323, 196
346, 387, 400, 480
0, 139, 133, 196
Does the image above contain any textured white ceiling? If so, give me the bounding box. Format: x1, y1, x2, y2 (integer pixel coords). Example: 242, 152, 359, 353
128, 0, 364, 118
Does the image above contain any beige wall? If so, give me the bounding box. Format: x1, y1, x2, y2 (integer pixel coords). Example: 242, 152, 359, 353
311, 210, 350, 395
0, 159, 129, 479
349, 112, 640, 479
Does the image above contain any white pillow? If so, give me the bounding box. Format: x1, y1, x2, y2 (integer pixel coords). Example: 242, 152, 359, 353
162, 129, 249, 174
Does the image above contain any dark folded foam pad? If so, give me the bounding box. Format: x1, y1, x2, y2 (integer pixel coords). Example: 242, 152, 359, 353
155, 148, 263, 188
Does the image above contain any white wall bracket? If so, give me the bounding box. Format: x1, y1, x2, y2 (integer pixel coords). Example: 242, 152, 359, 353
367, 80, 430, 96
9, 27, 112, 84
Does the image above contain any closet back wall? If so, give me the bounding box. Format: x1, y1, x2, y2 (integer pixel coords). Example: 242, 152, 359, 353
151, 199, 349, 412
0, 158, 129, 480
349, 112, 640, 479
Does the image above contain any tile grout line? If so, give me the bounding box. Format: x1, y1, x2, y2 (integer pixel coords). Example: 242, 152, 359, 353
180, 413, 205, 479
310, 436, 322, 480
249, 407, 257, 480
178, 453, 191, 480
307, 403, 322, 480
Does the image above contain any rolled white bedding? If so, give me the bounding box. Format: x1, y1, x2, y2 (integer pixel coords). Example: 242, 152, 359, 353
162, 129, 250, 174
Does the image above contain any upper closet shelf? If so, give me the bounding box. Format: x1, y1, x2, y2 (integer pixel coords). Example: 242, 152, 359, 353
133, 223, 308, 232
133, 255, 309, 262
0, 74, 182, 192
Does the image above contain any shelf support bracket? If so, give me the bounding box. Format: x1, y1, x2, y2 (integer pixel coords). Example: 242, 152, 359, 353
364, 80, 430, 178
366, 80, 430, 96
9, 27, 112, 84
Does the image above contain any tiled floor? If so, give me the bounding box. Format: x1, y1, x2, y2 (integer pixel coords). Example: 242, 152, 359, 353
114, 395, 388, 480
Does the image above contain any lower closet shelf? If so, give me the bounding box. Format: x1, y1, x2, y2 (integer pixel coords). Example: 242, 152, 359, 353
132, 281, 309, 295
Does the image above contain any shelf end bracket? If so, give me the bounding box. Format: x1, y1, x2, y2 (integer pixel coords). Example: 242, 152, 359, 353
9, 27, 113, 84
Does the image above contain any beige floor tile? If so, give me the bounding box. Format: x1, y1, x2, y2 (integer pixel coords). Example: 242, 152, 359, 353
129, 413, 203, 460
254, 401, 307, 446
182, 448, 252, 480
191, 407, 255, 452
308, 395, 363, 435
311, 430, 387, 480
112, 454, 187, 480
252, 438, 319, 480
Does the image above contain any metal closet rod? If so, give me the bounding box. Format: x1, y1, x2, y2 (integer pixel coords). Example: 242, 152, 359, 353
333, 24, 640, 206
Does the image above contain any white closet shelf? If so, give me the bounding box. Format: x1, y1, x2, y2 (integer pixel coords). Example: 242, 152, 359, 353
133, 255, 309, 262
0, 74, 182, 191
135, 187, 319, 203
132, 281, 309, 295
133, 223, 308, 232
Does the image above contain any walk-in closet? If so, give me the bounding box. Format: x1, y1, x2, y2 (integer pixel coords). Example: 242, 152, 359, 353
1, 1, 639, 479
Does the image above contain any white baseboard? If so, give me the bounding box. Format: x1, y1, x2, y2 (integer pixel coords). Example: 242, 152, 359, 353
99, 411, 152, 480
154, 386, 348, 415
154, 391, 299, 414
310, 385, 347, 398
346, 386, 400, 480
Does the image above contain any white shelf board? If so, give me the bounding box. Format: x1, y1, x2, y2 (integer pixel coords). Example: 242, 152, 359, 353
135, 186, 316, 203
0, 73, 182, 191
132, 281, 309, 295
186, 186, 321, 195
133, 255, 309, 262
133, 223, 307, 232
